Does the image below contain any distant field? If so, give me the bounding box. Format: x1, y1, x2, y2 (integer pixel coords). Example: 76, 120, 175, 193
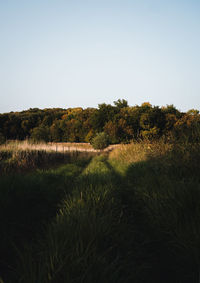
0, 140, 119, 152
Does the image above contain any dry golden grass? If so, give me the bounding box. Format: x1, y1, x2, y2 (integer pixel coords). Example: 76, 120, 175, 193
109, 141, 173, 165
0, 140, 120, 174
0, 140, 118, 153
0, 140, 102, 174
0, 140, 92, 152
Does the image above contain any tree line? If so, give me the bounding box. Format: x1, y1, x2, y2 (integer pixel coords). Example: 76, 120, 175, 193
0, 99, 200, 144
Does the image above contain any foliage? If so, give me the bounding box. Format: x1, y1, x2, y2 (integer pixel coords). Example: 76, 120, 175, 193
113, 98, 128, 108
90, 132, 110, 150
0, 100, 199, 145
171, 113, 200, 143
31, 126, 50, 142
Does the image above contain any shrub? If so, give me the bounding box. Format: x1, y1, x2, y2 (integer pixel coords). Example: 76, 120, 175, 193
91, 132, 110, 150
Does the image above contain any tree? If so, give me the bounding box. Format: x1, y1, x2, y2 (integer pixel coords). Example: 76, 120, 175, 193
50, 121, 63, 142
172, 114, 200, 143
187, 109, 199, 116
161, 104, 182, 117
114, 99, 128, 109
91, 104, 117, 132
31, 126, 50, 142
90, 132, 110, 150
104, 121, 119, 144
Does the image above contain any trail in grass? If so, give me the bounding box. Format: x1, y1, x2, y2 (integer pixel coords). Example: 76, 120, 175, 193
2, 150, 200, 283
18, 155, 130, 283
0, 159, 91, 282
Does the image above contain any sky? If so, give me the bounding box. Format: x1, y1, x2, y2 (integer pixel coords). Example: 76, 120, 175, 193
0, 0, 200, 113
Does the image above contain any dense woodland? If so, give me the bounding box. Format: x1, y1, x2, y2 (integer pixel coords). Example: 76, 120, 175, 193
0, 99, 200, 143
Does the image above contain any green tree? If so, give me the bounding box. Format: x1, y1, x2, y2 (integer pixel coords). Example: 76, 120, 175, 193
91, 132, 110, 150
50, 121, 63, 142
91, 104, 117, 132
31, 126, 50, 142
114, 99, 128, 109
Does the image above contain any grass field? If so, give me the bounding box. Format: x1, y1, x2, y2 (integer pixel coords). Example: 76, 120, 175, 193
0, 140, 118, 152
0, 140, 200, 283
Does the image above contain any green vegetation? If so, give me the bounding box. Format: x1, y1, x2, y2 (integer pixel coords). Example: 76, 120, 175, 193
0, 139, 200, 283
90, 132, 110, 149
0, 101, 200, 282
1, 100, 200, 144
30, 125, 50, 142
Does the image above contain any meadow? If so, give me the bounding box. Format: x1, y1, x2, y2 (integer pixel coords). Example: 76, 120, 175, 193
0, 140, 200, 283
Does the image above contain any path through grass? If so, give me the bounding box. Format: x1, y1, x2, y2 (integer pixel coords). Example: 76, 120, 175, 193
1, 142, 200, 283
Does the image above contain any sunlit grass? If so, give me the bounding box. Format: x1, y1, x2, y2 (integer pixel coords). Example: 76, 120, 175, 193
0, 141, 98, 174
0, 140, 118, 153
1, 140, 200, 282
109, 140, 172, 164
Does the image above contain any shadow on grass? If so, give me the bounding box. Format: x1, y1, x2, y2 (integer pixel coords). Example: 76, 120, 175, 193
0, 156, 93, 282
1, 148, 200, 283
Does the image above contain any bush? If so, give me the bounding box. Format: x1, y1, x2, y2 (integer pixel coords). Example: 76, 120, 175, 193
91, 132, 110, 150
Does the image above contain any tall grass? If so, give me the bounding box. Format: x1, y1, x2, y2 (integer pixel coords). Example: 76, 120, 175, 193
1, 140, 200, 282
0, 145, 98, 174
0, 148, 94, 282
16, 155, 131, 283
0, 140, 118, 153
109, 140, 200, 282
109, 140, 173, 164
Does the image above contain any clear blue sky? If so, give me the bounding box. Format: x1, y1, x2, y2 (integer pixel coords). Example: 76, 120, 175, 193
0, 0, 200, 113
